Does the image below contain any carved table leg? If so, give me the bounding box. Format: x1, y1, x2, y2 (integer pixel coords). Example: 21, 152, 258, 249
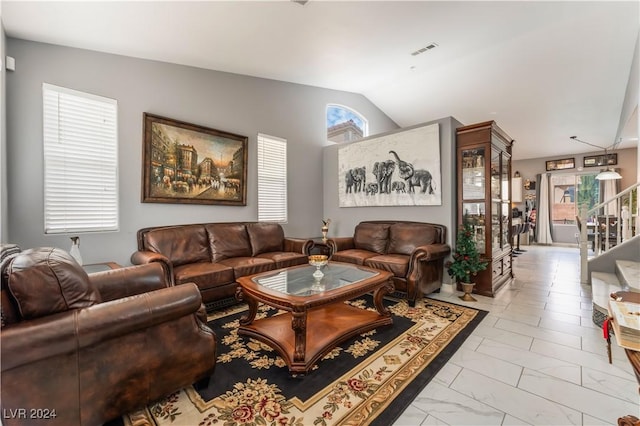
291, 309, 307, 363
372, 280, 395, 317
237, 288, 258, 326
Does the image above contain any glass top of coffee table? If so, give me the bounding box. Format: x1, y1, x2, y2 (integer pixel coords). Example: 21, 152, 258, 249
251, 263, 379, 296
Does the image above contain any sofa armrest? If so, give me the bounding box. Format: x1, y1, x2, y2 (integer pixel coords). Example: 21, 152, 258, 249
283, 238, 313, 254
130, 250, 174, 285
412, 243, 451, 262
327, 237, 355, 254
1, 284, 206, 371
89, 263, 170, 302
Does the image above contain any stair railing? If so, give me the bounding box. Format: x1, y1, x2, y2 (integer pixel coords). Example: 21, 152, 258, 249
580, 181, 639, 284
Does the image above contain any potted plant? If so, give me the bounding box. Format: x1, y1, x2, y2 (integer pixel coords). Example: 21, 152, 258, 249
446, 222, 488, 301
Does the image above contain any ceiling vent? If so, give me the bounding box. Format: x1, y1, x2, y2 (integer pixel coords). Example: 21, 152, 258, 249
411, 43, 438, 56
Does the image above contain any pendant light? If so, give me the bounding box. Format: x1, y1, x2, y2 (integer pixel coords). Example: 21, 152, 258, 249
595, 168, 622, 180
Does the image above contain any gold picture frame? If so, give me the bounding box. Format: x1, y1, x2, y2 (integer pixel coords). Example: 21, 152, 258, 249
142, 113, 247, 205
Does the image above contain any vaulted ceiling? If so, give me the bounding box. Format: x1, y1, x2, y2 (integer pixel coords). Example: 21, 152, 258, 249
2, 1, 638, 160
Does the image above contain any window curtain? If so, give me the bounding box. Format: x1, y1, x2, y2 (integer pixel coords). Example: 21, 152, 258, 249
536, 173, 553, 244
601, 173, 621, 216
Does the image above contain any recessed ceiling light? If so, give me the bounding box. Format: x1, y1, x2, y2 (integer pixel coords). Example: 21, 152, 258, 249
410, 43, 438, 56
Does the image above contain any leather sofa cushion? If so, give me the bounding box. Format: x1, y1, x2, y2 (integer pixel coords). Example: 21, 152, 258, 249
173, 262, 235, 290
331, 249, 379, 265
353, 223, 390, 254
206, 223, 252, 262
256, 252, 308, 269
217, 257, 275, 279
364, 254, 410, 278
388, 223, 437, 255
144, 225, 209, 267
5, 248, 101, 320
246, 223, 284, 256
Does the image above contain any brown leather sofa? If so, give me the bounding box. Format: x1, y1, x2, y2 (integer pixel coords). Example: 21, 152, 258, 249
328, 221, 451, 306
131, 222, 313, 310
1, 247, 216, 426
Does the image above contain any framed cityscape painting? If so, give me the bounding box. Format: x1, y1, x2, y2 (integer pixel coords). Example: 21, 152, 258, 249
142, 113, 247, 205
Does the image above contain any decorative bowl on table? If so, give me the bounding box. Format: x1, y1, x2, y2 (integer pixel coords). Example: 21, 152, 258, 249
308, 255, 328, 279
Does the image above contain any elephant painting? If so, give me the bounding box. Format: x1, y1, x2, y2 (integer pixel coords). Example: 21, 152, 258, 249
406, 169, 435, 194
365, 182, 379, 195
389, 150, 435, 194
345, 167, 366, 193
372, 160, 395, 194
338, 123, 441, 207
391, 181, 406, 193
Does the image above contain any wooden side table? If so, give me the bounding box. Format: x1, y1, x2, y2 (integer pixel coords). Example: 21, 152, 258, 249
605, 291, 640, 426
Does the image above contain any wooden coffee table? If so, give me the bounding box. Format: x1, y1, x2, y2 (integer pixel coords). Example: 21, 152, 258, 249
236, 262, 394, 375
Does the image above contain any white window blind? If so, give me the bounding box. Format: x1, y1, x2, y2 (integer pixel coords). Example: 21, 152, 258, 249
257, 133, 287, 223
43, 83, 119, 234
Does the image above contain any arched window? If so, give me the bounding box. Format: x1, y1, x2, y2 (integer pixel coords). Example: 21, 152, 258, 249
326, 104, 368, 143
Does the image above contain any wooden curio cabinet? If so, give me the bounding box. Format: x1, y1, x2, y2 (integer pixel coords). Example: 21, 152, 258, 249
456, 121, 514, 297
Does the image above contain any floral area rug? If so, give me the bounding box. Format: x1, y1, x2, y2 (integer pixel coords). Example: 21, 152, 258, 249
122, 296, 487, 426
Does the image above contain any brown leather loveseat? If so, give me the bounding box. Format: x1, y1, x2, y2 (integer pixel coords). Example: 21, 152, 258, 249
131, 222, 312, 310
328, 221, 450, 307
0, 247, 217, 426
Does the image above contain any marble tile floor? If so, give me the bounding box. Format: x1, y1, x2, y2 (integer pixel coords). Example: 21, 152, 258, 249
394, 245, 639, 426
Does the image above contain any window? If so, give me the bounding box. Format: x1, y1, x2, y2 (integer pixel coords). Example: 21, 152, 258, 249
43, 83, 118, 234
326, 104, 368, 143
550, 173, 599, 224
257, 133, 287, 223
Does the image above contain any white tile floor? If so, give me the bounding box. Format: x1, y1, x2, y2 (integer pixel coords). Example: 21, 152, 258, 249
394, 245, 639, 426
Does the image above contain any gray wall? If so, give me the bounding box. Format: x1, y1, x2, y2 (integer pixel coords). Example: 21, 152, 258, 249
512, 147, 638, 196
512, 147, 638, 243
5, 38, 398, 265
323, 116, 463, 282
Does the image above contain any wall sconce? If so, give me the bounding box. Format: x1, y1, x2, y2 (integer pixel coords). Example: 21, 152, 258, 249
512, 171, 523, 203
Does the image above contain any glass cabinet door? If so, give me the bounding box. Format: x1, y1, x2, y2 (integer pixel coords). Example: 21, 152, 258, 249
461, 148, 485, 200
490, 148, 501, 201
463, 202, 486, 255
500, 152, 511, 249
501, 201, 510, 249
490, 148, 501, 251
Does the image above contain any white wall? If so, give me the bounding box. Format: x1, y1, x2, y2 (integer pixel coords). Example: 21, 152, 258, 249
0, 23, 6, 243
5, 38, 398, 265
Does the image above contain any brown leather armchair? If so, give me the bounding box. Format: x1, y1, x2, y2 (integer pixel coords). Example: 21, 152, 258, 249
1, 247, 217, 426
